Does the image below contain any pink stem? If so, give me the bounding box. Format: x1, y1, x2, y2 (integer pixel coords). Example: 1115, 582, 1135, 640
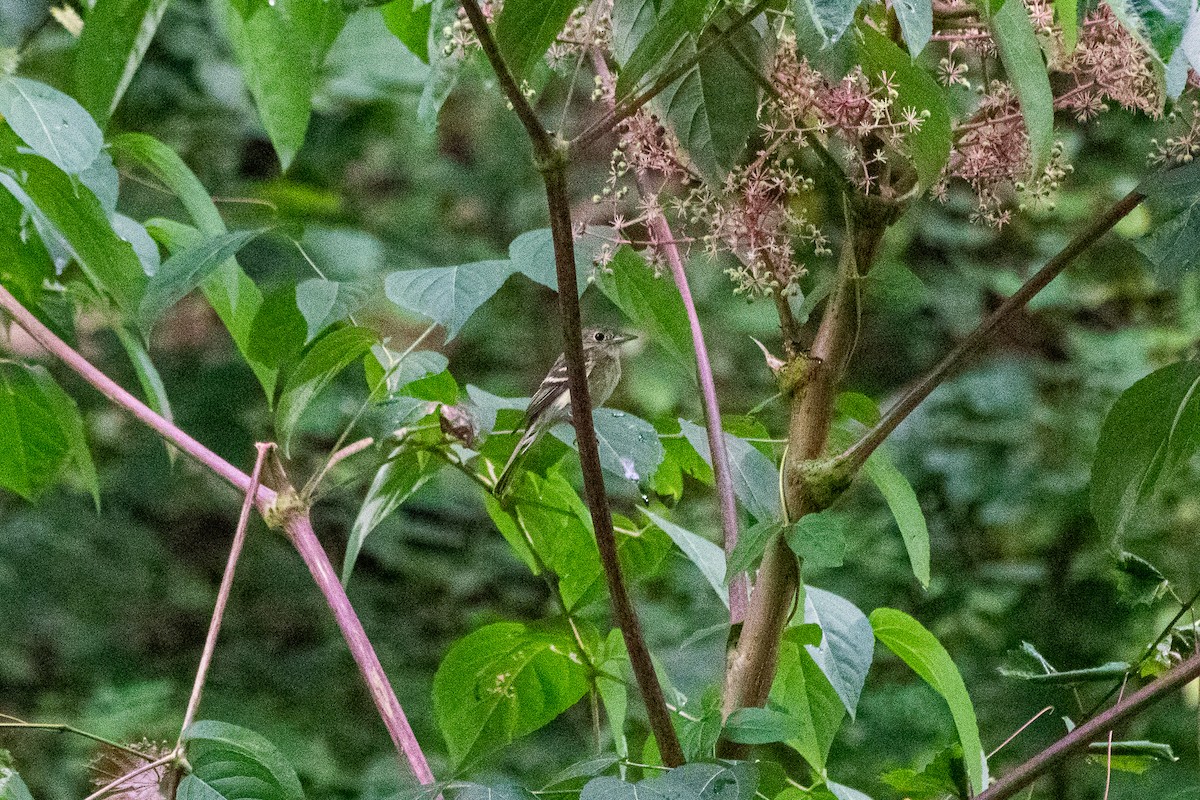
283, 513, 436, 785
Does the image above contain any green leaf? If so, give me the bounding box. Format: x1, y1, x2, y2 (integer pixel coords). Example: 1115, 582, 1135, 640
594, 630, 629, 757
433, 620, 591, 767
1091, 360, 1200, 540
613, 0, 708, 95
642, 508, 729, 607
138, 229, 266, 336
454, 784, 539, 800
680, 419, 782, 523
803, 587, 874, 718
1055, 0, 1078, 51
1134, 193, 1200, 282
181, 719, 304, 800
0, 189, 54, 314
74, 0, 169, 124
543, 755, 623, 789
581, 777, 672, 800
0, 76, 103, 175
1108, 0, 1189, 62
726, 518, 783, 582
660, 762, 759, 800
724, 707, 804, 744
507, 226, 607, 297
276, 325, 378, 455
880, 745, 969, 800
418, 0, 462, 128
893, 0, 933, 55
344, 447, 438, 583
990, 0, 1054, 173
824, 781, 873, 800
0, 126, 145, 314
218, 0, 347, 169
869, 608, 988, 794
249, 285, 308, 370
656, 15, 762, 181
112, 134, 274, 398
384, 260, 513, 340
494, 0, 579, 81
862, 448, 931, 587
594, 246, 695, 369
1112, 550, 1171, 605
295, 227, 383, 340
770, 626, 846, 771
1001, 660, 1130, 684
857, 26, 951, 190
793, 0, 865, 47
381, 0, 432, 62
113, 213, 161, 276
0, 361, 98, 504
549, 408, 666, 486
115, 325, 174, 462
0, 750, 35, 800
1086, 739, 1178, 761
786, 510, 847, 568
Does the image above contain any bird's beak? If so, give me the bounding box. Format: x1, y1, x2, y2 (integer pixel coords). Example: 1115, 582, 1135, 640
612, 333, 638, 344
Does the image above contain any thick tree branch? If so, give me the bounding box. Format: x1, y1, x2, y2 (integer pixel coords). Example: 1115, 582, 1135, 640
460, 0, 685, 766
0, 283, 435, 783
978, 649, 1200, 800
837, 188, 1145, 473
568, 0, 774, 159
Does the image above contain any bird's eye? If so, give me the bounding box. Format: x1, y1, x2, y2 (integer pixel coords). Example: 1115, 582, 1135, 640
594, 331, 605, 342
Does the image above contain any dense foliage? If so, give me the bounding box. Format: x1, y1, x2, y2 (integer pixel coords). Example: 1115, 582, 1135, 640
3, 0, 1200, 798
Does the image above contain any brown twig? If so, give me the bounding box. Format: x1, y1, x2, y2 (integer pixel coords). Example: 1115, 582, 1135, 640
458, 0, 685, 766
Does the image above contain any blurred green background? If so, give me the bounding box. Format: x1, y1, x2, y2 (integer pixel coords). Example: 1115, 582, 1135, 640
3, 2, 1200, 798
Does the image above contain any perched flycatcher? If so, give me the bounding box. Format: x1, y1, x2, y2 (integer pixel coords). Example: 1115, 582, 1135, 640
494, 327, 635, 496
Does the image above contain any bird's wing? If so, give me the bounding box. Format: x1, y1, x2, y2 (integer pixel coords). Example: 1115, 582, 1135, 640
524, 352, 572, 423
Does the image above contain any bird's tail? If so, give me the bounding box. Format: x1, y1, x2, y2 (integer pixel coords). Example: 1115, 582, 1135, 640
494, 425, 538, 496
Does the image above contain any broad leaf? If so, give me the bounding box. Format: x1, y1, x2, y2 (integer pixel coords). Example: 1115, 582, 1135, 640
825, 781, 873, 800
893, 0, 933, 55
726, 518, 783, 581
181, 720, 304, 800
543, 754, 623, 788
1091, 360, 1200, 540
344, 447, 438, 583
295, 227, 383, 340
112, 134, 274, 398
770, 625, 846, 771
0, 126, 145, 314
507, 226, 606, 297
550, 408, 666, 486
1134, 193, 1200, 282
0, 76, 103, 175
1056, 0, 1078, 51
581, 777, 671, 800
656, 13, 763, 181
433, 620, 591, 766
494, 0, 580, 80
613, 0, 709, 95
276, 325, 378, 455
869, 608, 987, 794
786, 510, 847, 568
680, 419, 782, 523
75, 0, 169, 124
793, 0, 865, 47
659, 762, 759, 800
218, 0, 347, 169
381, 0, 433, 62
803, 587, 874, 718
454, 784, 539, 800
594, 246, 695, 369
418, 0, 462, 128
384, 260, 512, 340
1109, 0, 1190, 62
139, 229, 266, 336
991, 0, 1054, 173
857, 26, 951, 190
862, 449, 931, 587
642, 508, 729, 607
0, 362, 96, 503
724, 707, 804, 744
0, 750, 34, 800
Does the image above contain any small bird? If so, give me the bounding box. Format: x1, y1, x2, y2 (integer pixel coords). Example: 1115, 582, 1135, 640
494, 327, 635, 496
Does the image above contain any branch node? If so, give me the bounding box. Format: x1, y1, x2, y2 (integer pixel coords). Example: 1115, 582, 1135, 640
794, 457, 856, 511
263, 488, 307, 532
534, 135, 570, 174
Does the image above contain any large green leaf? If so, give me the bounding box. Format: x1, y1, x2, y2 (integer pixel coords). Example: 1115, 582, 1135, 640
74, 0, 169, 124
0, 362, 97, 504
0, 76, 103, 175
656, 13, 763, 181
1108, 0, 1190, 62
181, 720, 304, 800
0, 189, 54, 312
138, 229, 266, 336
869, 608, 987, 794
1134, 192, 1200, 282
770, 625, 846, 771
893, 0, 933, 55
494, 0, 580, 80
0, 126, 144, 314
793, 0, 865, 47
433, 620, 591, 766
613, 0, 708, 95
218, 0, 347, 169
344, 447, 438, 583
642, 508, 729, 607
506, 226, 605, 297
581, 777, 671, 800
384, 260, 512, 340
0, 750, 35, 800
803, 587, 874, 718
418, 0, 462, 129
594, 246, 695, 369
862, 449, 931, 587
112, 134, 274, 398
724, 707, 804, 744
857, 26, 951, 190
295, 227, 383, 341
990, 0, 1054, 173
549, 408, 666, 487
1091, 360, 1200, 540
786, 509, 847, 568
380, 0, 432, 63
276, 325, 378, 455
660, 762, 759, 800
680, 419, 782, 523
